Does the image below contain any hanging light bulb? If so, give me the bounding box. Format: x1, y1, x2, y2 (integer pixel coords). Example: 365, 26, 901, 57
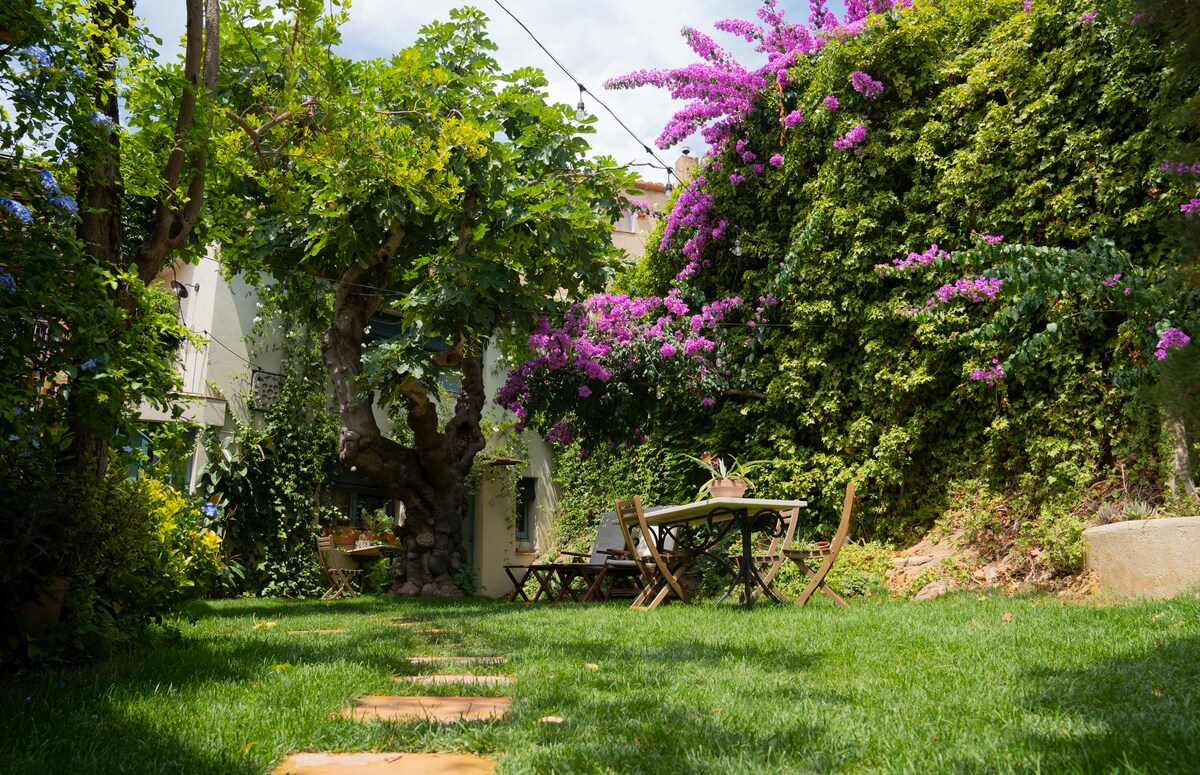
575, 84, 587, 121
733, 238, 743, 257
664, 169, 674, 194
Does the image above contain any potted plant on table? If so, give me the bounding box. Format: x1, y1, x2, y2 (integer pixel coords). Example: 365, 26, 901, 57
685, 453, 767, 499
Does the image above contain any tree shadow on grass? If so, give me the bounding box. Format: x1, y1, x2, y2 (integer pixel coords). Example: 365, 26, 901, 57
0, 681, 265, 774
1006, 630, 1200, 772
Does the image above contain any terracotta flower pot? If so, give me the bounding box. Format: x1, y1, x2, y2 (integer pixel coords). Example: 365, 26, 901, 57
709, 478, 749, 498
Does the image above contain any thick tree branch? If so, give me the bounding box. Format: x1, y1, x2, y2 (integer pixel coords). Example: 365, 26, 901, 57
320, 226, 443, 508
447, 355, 487, 475
135, 0, 219, 280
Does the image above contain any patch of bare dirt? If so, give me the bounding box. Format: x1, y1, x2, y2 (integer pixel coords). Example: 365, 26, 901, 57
885, 527, 1098, 601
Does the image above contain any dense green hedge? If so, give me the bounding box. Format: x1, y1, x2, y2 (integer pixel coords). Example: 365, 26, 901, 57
595, 0, 1198, 567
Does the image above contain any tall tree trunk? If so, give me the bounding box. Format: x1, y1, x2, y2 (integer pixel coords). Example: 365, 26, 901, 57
70, 0, 129, 476
1167, 410, 1196, 499
320, 233, 486, 596
69, 0, 219, 476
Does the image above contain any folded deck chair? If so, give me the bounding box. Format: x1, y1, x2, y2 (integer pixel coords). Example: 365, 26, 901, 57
317, 535, 363, 599
503, 511, 643, 603
782, 482, 857, 608
559, 511, 647, 602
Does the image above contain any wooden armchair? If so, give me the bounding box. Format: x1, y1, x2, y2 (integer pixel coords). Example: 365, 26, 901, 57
317, 534, 363, 599
503, 511, 642, 603
782, 482, 858, 608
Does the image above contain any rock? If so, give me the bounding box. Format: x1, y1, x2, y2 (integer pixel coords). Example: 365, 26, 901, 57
913, 579, 958, 601
892, 555, 933, 568
1084, 516, 1200, 599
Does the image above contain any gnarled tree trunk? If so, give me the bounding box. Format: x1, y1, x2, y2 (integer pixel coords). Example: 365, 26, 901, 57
320, 231, 486, 596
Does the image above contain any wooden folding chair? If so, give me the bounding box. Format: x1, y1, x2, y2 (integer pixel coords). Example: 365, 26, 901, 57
317, 535, 363, 599
782, 482, 857, 608
730, 506, 801, 605
614, 496, 692, 610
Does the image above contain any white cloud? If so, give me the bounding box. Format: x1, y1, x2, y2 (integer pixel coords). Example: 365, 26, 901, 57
134, 1, 845, 180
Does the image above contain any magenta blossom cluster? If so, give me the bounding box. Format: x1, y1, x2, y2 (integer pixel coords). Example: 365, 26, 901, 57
875, 243, 949, 273
850, 71, 884, 99
624, 199, 660, 218
834, 124, 868, 151
605, 1, 827, 149
971, 231, 1005, 244
905, 276, 1003, 315
1078, 9, 1098, 23
1155, 327, 1191, 360
609, 1, 919, 287
1182, 199, 1200, 218
969, 360, 1006, 385
658, 174, 730, 280
1160, 161, 1200, 177
497, 291, 748, 439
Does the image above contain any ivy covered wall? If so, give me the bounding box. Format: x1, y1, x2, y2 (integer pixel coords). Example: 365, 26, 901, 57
548, 0, 1198, 571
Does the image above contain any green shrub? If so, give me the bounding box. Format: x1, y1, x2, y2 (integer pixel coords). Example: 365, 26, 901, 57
2, 455, 223, 667
771, 540, 894, 601
95, 478, 224, 621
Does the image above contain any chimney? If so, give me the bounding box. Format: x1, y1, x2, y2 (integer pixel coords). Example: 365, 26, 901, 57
674, 148, 697, 184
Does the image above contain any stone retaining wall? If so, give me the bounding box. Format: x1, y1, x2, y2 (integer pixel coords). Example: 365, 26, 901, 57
1083, 516, 1200, 599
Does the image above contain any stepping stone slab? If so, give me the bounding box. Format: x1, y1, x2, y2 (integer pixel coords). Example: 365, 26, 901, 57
407, 656, 507, 665
273, 752, 494, 774
397, 675, 513, 687
343, 696, 511, 723
287, 629, 348, 634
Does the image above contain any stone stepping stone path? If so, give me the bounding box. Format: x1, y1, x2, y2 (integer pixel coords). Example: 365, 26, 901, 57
286, 629, 348, 634
407, 656, 507, 665
396, 674, 513, 687
272, 751, 494, 774
342, 695, 511, 723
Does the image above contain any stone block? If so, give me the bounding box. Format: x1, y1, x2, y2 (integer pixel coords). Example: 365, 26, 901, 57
1084, 516, 1200, 599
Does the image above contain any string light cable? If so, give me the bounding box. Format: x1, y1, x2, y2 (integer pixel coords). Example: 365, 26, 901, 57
488, 0, 678, 188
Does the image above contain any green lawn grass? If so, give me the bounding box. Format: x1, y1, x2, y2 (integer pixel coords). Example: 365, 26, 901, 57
2, 592, 1198, 774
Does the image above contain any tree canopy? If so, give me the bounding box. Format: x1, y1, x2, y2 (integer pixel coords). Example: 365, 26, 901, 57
211, 1, 633, 594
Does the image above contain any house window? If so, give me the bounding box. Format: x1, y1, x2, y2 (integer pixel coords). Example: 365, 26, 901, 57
613, 212, 636, 233
515, 477, 536, 542
126, 423, 196, 488
331, 467, 396, 529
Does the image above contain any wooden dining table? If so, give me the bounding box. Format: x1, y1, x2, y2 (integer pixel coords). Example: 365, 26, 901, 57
623, 497, 807, 608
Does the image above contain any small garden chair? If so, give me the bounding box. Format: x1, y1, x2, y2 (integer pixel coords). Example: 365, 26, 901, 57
782, 482, 857, 608
614, 496, 692, 610
317, 534, 363, 599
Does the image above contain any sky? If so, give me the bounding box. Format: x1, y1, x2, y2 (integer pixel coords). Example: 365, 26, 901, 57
134, 1, 844, 184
